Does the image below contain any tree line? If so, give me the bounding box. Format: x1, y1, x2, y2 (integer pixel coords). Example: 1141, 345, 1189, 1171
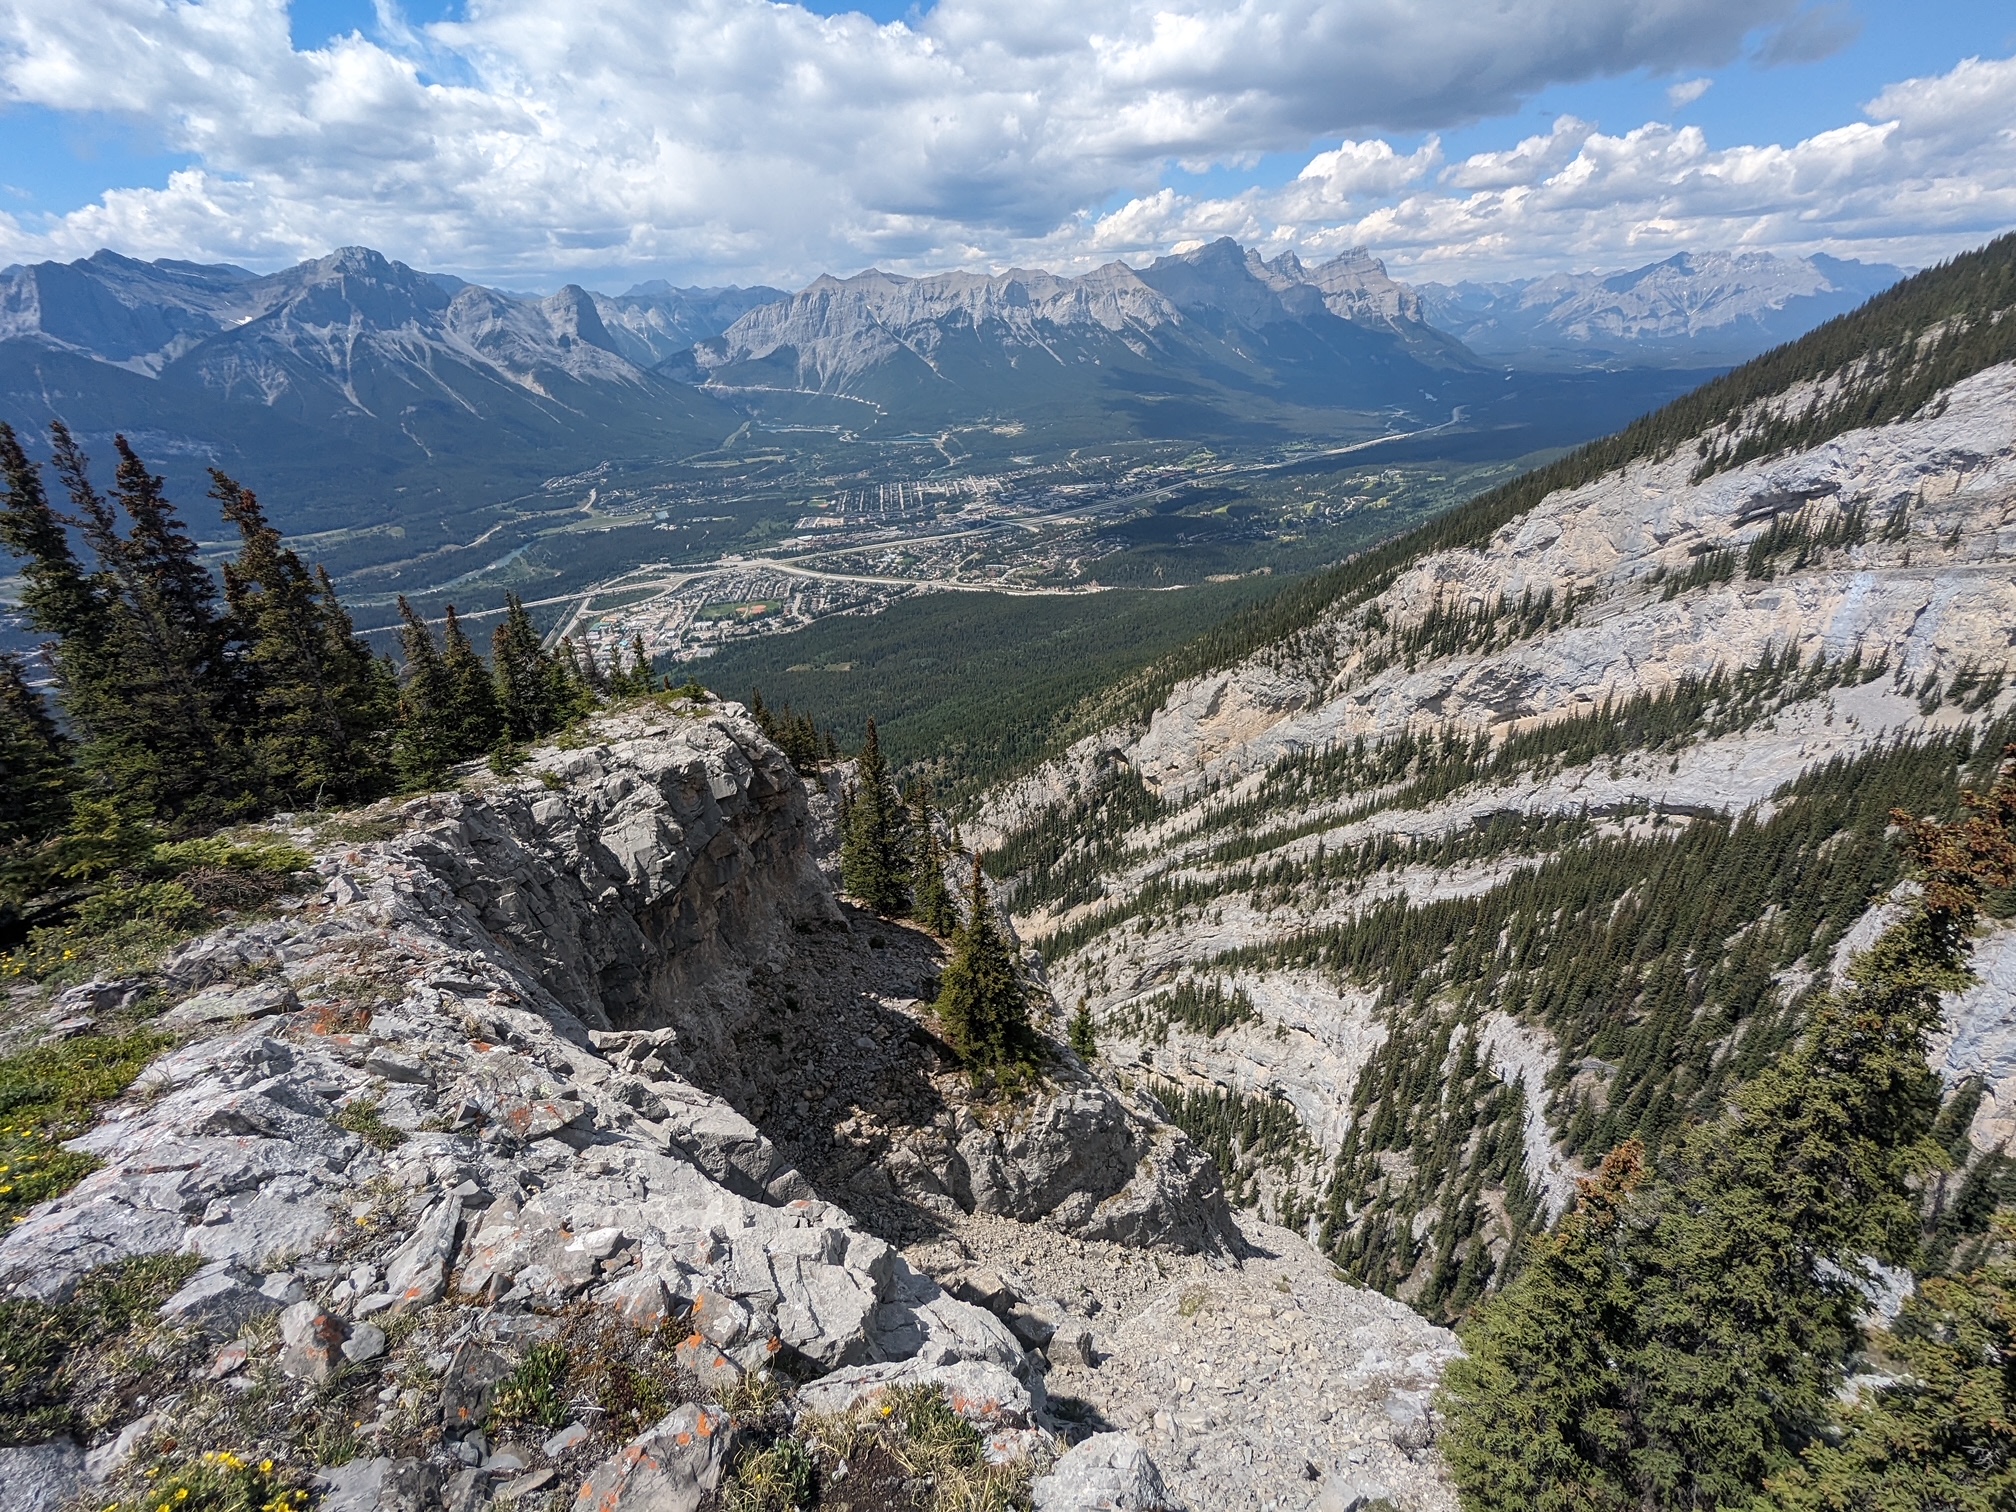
1441, 752, 2016, 1508
0, 423, 661, 931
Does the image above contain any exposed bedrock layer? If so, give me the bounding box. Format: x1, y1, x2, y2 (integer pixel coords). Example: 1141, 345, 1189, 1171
9, 705, 1454, 1512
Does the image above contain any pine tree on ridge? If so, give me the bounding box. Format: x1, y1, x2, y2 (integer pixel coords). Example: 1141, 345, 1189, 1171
840, 716, 910, 915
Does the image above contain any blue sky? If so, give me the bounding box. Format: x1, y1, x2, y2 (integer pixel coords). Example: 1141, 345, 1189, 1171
2, 1, 2014, 287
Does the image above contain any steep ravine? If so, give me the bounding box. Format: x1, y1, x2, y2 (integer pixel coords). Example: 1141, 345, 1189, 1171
0, 704, 1457, 1512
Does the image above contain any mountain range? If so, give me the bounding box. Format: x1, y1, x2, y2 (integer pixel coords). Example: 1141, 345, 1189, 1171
686, 239, 1473, 423
0, 247, 743, 564
980, 232, 2016, 1333
0, 240, 1900, 577
1417, 249, 1903, 367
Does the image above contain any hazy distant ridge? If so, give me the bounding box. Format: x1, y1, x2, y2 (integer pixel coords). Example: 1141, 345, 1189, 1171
1417, 249, 1903, 367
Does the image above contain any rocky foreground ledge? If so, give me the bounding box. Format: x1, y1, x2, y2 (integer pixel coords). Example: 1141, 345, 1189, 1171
0, 703, 1457, 1512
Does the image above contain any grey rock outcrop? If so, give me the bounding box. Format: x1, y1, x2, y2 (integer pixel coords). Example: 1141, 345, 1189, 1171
955, 1086, 1240, 1253
0, 702, 1268, 1506
0, 1440, 85, 1512
1032, 1432, 1178, 1512
1038, 1221, 1460, 1512
315, 1456, 442, 1512
572, 1403, 736, 1512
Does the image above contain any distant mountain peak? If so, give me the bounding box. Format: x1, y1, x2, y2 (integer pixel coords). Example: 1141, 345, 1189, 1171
1418, 248, 1906, 367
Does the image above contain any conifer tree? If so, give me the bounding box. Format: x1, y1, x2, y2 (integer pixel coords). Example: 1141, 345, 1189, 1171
840, 717, 910, 914
213, 471, 392, 806
1770, 1213, 2016, 1508
575, 635, 608, 696
911, 783, 958, 935
556, 637, 598, 722
1437, 756, 2016, 1510
0, 424, 107, 650
22, 426, 242, 825
493, 594, 559, 741
628, 634, 652, 695
319, 566, 399, 772
1069, 997, 1098, 1061
0, 652, 70, 849
439, 605, 502, 758
933, 856, 1032, 1071
392, 597, 459, 785
1438, 1144, 1649, 1511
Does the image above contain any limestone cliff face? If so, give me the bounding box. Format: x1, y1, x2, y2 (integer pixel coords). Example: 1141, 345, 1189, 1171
0, 706, 1235, 1301
1120, 361, 2016, 797
0, 702, 1306, 1511
982, 360, 2016, 1307
695, 237, 1465, 400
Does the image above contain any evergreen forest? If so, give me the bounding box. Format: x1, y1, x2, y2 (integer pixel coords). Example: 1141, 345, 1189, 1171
0, 422, 666, 963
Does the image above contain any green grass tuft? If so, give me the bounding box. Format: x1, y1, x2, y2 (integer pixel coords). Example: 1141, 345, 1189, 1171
0, 1027, 173, 1224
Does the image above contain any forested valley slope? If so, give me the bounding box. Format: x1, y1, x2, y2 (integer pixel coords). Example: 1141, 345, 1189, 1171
7, 229, 2016, 1512
980, 232, 2016, 1330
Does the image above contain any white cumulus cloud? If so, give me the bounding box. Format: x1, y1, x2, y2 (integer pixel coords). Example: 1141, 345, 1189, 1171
1085, 51, 2016, 279
0, 0, 1808, 281
0, 0, 2007, 285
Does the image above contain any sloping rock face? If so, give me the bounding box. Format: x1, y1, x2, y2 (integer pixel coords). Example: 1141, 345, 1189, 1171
979, 360, 2016, 1319
1117, 361, 2016, 797
1, 707, 1230, 1310
4, 703, 1346, 1511
0, 713, 1029, 1380
1038, 1223, 1460, 1512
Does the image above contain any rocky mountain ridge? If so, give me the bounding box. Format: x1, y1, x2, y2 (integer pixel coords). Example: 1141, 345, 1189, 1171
688, 236, 1473, 422
0, 249, 767, 392
588, 282, 790, 370
0, 248, 743, 561
1418, 249, 1902, 368
0, 701, 1460, 1512
978, 303, 2016, 1319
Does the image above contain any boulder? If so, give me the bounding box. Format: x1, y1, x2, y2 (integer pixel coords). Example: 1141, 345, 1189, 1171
599, 1272, 680, 1329
956, 1086, 1241, 1256
342, 1322, 388, 1364
438, 1342, 516, 1433
82, 1413, 155, 1481
160, 981, 299, 1027
0, 1435, 84, 1507
277, 1301, 349, 1381
0, 1440, 85, 1512
382, 1196, 463, 1310
570, 1403, 735, 1512
648, 1082, 810, 1204
316, 1457, 442, 1512
795, 1358, 1032, 1424
1032, 1433, 1178, 1512
1318, 1476, 1397, 1512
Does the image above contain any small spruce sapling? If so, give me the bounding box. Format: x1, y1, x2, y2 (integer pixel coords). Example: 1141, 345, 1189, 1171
933, 856, 1032, 1076
840, 717, 910, 915
1069, 997, 1097, 1060
910, 783, 958, 935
